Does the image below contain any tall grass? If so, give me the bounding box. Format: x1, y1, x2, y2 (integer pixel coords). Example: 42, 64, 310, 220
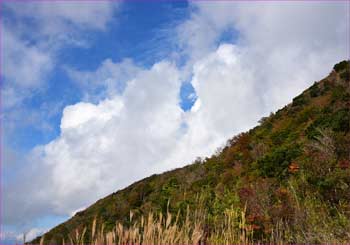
31, 202, 350, 245
63, 207, 256, 245
31, 181, 350, 245
34, 203, 285, 245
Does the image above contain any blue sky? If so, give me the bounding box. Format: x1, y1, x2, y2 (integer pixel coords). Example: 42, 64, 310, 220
1, 1, 348, 243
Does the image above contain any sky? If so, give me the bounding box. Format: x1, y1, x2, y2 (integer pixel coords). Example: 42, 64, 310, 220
1, 0, 349, 243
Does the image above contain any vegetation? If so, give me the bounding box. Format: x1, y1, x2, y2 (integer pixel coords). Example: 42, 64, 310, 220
31, 61, 350, 244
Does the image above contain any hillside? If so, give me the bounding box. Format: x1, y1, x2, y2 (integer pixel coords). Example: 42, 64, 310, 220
32, 61, 350, 244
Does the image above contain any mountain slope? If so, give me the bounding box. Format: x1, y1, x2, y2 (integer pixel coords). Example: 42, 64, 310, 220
32, 61, 350, 244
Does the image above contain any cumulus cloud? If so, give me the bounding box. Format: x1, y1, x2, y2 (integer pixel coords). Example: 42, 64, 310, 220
167, 1, 348, 165
179, 1, 348, 110
3, 0, 349, 236
161, 44, 264, 170
3, 61, 183, 222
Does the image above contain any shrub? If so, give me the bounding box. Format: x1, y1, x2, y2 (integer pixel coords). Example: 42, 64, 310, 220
321, 80, 333, 94
159, 177, 180, 212
331, 85, 346, 102
292, 93, 308, 107
296, 107, 319, 124
257, 145, 301, 178
305, 108, 349, 139
309, 82, 321, 97
331, 108, 350, 133
333, 60, 349, 72
270, 128, 291, 145
340, 70, 350, 80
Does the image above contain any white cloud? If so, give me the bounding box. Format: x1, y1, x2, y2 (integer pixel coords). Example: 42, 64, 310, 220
2, 27, 53, 90
180, 1, 348, 110
16, 228, 46, 243
61, 99, 123, 129
1, 227, 45, 244
2, 0, 120, 227
1, 25, 56, 147
2, 1, 118, 109
5, 1, 118, 35
1, 1, 119, 154
1, 26, 53, 109
65, 59, 141, 102
160, 44, 264, 170
179, 2, 348, 58
47, 62, 181, 214
3, 61, 183, 221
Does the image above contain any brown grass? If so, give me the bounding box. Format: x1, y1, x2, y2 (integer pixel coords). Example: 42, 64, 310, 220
35, 206, 279, 245
32, 198, 350, 245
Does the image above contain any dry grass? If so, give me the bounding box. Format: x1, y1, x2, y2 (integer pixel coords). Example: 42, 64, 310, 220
84, 208, 254, 245
28, 184, 350, 245
31, 182, 350, 245
33, 195, 350, 245
30, 202, 350, 245
36, 206, 261, 245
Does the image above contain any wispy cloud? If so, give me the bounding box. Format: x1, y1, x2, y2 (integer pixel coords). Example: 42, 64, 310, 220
65, 59, 141, 102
